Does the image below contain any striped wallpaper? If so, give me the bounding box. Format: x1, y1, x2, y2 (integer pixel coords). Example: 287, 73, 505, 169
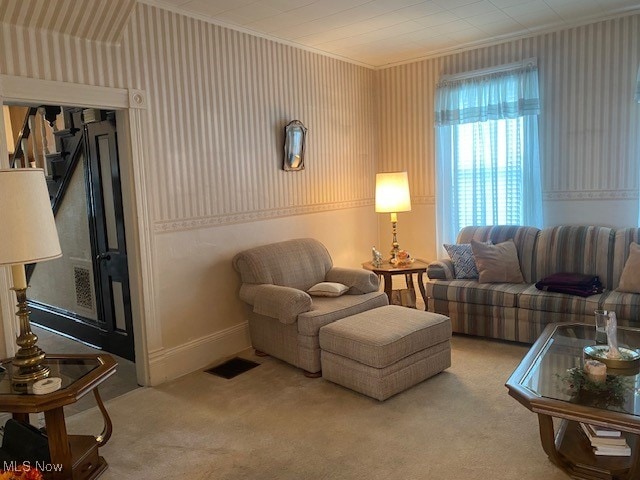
124, 4, 377, 229
378, 14, 640, 204
1, 3, 639, 228
0, 0, 135, 44
1, 2, 377, 231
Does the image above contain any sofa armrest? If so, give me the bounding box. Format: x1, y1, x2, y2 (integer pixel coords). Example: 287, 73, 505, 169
325, 267, 379, 294
427, 260, 455, 280
239, 284, 312, 324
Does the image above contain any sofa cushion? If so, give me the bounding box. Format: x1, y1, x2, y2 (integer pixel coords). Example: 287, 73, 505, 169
534, 226, 614, 290
471, 240, 525, 283
297, 292, 388, 336
426, 280, 529, 308
599, 291, 640, 325
518, 285, 601, 315
617, 243, 640, 293
612, 229, 640, 289
456, 225, 540, 283
232, 238, 332, 291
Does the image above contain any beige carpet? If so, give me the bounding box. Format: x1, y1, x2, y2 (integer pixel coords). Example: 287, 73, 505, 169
67, 335, 569, 480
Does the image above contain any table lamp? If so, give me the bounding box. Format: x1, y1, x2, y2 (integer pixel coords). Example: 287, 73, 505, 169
0, 168, 62, 384
375, 171, 412, 262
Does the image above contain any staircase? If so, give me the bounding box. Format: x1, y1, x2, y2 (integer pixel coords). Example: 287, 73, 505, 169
9, 106, 85, 215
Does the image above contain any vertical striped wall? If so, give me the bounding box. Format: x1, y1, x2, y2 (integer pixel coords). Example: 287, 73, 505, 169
0, 22, 127, 87
0, 2, 377, 232
0, 0, 135, 44
378, 14, 640, 204
123, 4, 377, 230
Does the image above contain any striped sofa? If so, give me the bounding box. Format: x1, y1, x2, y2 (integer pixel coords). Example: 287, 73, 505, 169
426, 226, 640, 344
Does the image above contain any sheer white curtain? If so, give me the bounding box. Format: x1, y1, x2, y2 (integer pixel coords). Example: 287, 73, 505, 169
435, 63, 543, 249
637, 65, 640, 226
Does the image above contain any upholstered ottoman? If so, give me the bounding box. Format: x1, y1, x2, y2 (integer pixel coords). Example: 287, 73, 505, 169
319, 305, 452, 401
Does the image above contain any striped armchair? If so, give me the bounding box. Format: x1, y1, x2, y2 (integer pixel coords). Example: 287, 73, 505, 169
426, 226, 640, 344
233, 238, 388, 376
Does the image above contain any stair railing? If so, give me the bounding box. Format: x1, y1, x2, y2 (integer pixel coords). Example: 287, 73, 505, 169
9, 107, 38, 168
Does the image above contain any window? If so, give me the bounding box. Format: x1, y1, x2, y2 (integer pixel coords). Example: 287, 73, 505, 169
435, 61, 543, 248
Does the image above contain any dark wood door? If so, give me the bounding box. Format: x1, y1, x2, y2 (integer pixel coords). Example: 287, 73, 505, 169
84, 112, 135, 361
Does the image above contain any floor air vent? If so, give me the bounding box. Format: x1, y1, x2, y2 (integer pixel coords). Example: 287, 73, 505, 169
205, 357, 260, 379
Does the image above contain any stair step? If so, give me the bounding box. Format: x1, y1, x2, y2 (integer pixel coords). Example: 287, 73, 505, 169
54, 127, 79, 138
46, 152, 69, 161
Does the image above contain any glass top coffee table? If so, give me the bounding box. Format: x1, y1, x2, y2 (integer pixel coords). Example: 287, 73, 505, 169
506, 323, 640, 480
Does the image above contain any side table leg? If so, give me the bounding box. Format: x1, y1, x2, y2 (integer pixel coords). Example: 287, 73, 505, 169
417, 272, 428, 311
382, 273, 393, 305
44, 407, 72, 480
93, 388, 113, 447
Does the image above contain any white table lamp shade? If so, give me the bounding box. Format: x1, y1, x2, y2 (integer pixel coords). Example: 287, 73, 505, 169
0, 169, 62, 266
375, 172, 412, 213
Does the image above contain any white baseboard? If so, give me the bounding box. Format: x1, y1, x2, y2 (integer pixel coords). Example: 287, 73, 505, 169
147, 322, 251, 385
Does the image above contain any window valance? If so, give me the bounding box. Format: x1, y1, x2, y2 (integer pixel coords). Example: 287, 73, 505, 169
435, 63, 540, 126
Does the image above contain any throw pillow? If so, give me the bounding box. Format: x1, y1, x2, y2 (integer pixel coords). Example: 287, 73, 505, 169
307, 282, 349, 297
617, 242, 640, 293
471, 239, 525, 284
443, 243, 479, 279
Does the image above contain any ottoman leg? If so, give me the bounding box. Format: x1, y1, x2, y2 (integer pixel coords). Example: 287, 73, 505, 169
303, 370, 322, 378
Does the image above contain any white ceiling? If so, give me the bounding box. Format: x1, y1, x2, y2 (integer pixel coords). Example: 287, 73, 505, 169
145, 0, 640, 68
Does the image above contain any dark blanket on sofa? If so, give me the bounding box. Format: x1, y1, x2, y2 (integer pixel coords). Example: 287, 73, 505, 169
535, 272, 603, 297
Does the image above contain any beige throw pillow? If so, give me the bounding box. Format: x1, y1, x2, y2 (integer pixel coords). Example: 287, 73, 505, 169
471, 239, 525, 284
307, 282, 349, 297
617, 242, 640, 293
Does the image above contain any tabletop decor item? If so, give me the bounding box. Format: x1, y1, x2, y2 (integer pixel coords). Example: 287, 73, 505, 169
584, 311, 640, 371
584, 359, 607, 383
559, 366, 631, 409
390, 249, 414, 267
0, 169, 62, 385
371, 246, 383, 267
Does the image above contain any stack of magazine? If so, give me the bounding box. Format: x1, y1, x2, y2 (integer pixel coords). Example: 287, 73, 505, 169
580, 423, 631, 456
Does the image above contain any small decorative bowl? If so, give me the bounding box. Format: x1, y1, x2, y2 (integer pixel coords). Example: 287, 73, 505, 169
584, 345, 640, 372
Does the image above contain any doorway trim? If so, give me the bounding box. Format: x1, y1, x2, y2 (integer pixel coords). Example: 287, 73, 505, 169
0, 74, 156, 386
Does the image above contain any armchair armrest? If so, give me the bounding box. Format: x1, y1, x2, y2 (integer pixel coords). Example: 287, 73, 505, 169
325, 267, 379, 294
239, 284, 312, 324
427, 260, 455, 280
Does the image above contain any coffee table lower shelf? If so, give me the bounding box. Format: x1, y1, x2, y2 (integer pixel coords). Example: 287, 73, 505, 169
546, 417, 639, 480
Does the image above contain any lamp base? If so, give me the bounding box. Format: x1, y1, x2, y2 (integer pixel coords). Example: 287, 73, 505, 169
389, 219, 400, 263
11, 363, 50, 385
11, 287, 49, 386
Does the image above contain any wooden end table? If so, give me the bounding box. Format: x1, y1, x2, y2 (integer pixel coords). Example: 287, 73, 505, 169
506, 323, 640, 479
362, 259, 429, 310
0, 353, 117, 480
